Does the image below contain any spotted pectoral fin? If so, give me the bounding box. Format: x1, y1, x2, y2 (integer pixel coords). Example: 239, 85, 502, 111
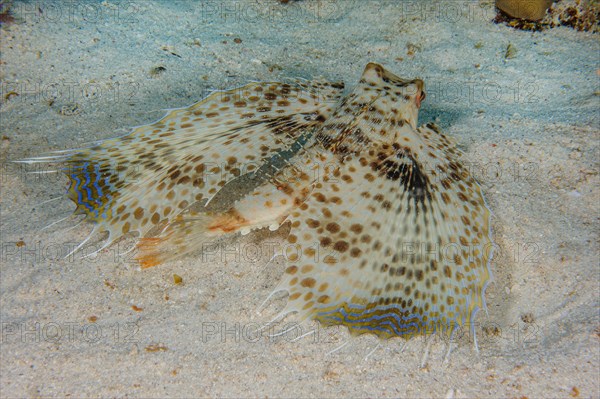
418, 122, 460, 154
267, 142, 492, 339
24, 79, 344, 260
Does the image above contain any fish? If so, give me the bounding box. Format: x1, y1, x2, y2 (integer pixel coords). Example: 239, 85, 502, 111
22, 62, 493, 342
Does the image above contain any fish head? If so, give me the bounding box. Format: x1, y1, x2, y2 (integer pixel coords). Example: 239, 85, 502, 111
357, 62, 425, 131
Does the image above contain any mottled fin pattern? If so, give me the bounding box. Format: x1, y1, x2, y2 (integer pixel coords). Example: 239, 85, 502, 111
25, 63, 493, 342
268, 63, 492, 339
275, 135, 491, 339
23, 79, 344, 264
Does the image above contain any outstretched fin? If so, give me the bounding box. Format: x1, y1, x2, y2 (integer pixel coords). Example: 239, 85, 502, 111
22, 79, 344, 261
270, 139, 492, 340
262, 67, 492, 340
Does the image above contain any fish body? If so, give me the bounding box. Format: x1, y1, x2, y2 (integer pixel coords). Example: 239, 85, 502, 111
23, 63, 493, 340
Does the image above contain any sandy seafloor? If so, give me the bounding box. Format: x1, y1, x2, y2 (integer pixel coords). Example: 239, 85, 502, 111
0, 0, 599, 397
